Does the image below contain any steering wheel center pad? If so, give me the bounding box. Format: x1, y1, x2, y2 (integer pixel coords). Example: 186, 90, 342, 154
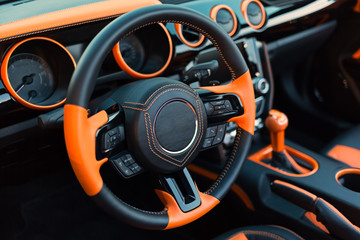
110, 78, 207, 174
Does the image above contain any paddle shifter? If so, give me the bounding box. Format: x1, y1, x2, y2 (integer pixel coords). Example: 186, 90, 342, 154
265, 110, 309, 174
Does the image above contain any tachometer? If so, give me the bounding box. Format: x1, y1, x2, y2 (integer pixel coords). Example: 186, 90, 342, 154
8, 53, 55, 104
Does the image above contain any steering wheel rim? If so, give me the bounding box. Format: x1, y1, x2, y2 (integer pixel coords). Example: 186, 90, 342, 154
64, 4, 255, 230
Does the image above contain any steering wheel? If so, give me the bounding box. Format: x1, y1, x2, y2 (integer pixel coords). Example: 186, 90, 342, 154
64, 4, 255, 230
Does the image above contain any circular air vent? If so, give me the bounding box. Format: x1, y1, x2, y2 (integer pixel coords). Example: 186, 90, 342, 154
175, 24, 205, 48
241, 0, 267, 30
210, 5, 238, 37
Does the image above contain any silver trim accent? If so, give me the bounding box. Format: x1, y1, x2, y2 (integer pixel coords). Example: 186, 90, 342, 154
153, 99, 199, 155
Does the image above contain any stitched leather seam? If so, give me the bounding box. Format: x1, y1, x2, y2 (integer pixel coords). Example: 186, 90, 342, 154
269, 225, 304, 240
0, 15, 120, 43
241, 230, 286, 240
124, 83, 197, 105
144, 100, 203, 165
123, 88, 197, 112
103, 183, 167, 215
144, 113, 184, 167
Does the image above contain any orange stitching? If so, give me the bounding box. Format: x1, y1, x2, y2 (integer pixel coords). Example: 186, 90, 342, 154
269, 225, 304, 240
144, 113, 184, 167
124, 83, 197, 105
0, 15, 120, 42
123, 88, 197, 111
143, 100, 204, 167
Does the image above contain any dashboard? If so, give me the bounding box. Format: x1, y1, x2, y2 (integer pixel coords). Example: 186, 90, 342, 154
0, 0, 351, 164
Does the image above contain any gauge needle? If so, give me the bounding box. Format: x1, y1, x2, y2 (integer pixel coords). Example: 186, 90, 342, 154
27, 90, 37, 102
16, 73, 35, 93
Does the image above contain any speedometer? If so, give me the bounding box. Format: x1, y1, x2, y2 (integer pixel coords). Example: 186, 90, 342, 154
119, 35, 145, 72
8, 53, 55, 104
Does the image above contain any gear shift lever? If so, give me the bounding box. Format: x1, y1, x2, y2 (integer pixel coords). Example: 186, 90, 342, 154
265, 110, 309, 174
265, 110, 288, 152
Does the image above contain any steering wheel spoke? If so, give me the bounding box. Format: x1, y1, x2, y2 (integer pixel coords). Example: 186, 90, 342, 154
197, 89, 243, 150
157, 168, 201, 213
95, 104, 126, 160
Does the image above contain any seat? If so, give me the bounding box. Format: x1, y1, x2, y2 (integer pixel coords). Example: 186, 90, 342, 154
214, 225, 304, 240
323, 125, 360, 168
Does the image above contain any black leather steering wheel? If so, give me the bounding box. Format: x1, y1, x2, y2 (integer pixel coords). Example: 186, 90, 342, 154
64, 4, 255, 230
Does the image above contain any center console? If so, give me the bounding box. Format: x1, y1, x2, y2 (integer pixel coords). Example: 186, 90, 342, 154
192, 36, 360, 240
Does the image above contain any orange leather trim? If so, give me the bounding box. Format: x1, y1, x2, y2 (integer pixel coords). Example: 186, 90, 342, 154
64, 104, 108, 196
353, 48, 360, 60
1, 37, 75, 110
200, 70, 255, 135
188, 164, 255, 211
210, 5, 238, 37
273, 180, 317, 201
354, 0, 360, 13
112, 23, 173, 79
174, 24, 205, 48
241, 0, 266, 30
304, 211, 330, 234
155, 189, 220, 230
328, 145, 360, 168
0, 0, 160, 41
228, 232, 248, 240
248, 145, 319, 177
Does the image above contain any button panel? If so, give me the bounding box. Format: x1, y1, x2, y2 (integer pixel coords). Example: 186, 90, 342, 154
111, 153, 143, 178
202, 124, 226, 148
101, 126, 125, 154
204, 100, 233, 116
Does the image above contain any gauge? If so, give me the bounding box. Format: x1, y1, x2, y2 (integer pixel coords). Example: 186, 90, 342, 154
241, 0, 266, 30
210, 5, 238, 37
7, 53, 55, 104
113, 23, 173, 79
119, 34, 145, 72
1, 37, 75, 110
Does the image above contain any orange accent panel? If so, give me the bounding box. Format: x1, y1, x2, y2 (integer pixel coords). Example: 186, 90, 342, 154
188, 164, 255, 211
248, 145, 319, 177
353, 48, 360, 60
354, 0, 360, 13
200, 70, 255, 135
210, 5, 238, 37
174, 24, 205, 48
112, 23, 173, 79
64, 104, 108, 196
241, 0, 266, 30
328, 145, 360, 168
155, 189, 220, 229
1, 37, 75, 110
273, 180, 317, 201
228, 232, 248, 240
304, 211, 330, 234
0, 0, 160, 41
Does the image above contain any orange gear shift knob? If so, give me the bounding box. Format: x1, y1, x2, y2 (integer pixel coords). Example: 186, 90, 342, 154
265, 109, 288, 152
